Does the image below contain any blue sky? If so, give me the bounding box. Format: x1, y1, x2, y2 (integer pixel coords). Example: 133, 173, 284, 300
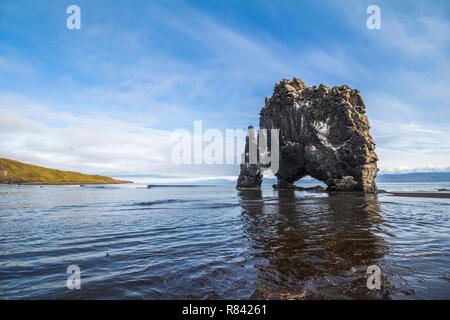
0, 0, 449, 178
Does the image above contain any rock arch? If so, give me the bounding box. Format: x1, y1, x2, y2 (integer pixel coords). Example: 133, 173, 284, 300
237, 78, 378, 192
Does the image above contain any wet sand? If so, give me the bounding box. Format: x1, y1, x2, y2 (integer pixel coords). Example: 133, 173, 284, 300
388, 192, 450, 199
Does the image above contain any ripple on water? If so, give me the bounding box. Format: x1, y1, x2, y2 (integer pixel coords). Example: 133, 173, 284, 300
0, 184, 449, 299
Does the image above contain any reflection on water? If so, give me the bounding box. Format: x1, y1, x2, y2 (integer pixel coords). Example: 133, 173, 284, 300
0, 183, 449, 299
238, 189, 391, 299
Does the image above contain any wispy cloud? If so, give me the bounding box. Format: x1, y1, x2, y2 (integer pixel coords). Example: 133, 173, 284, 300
0, 0, 449, 175
0, 56, 35, 76
0, 93, 174, 174
381, 15, 450, 58
0, 93, 245, 177
373, 120, 450, 173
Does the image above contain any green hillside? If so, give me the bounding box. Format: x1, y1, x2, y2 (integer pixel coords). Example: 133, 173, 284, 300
0, 158, 132, 185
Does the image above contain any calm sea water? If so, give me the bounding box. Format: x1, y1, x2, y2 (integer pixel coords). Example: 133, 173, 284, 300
0, 181, 449, 299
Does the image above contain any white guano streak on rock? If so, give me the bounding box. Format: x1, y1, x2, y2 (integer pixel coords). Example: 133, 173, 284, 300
313, 120, 338, 152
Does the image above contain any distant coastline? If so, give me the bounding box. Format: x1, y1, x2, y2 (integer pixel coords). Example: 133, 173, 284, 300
0, 158, 132, 185
376, 172, 450, 183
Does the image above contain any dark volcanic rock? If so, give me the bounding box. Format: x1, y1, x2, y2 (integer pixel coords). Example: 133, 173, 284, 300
236, 126, 262, 189
236, 77, 379, 192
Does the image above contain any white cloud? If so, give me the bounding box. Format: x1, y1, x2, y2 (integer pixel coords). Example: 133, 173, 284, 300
372, 120, 450, 173
0, 93, 174, 175
1, 1, 449, 176
365, 94, 416, 118
381, 15, 450, 57
0, 93, 245, 178
0, 56, 36, 76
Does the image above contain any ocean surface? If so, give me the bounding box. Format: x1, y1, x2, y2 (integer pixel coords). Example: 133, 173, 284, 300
0, 180, 449, 299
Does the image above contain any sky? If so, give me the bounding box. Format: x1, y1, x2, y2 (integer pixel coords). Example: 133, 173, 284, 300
0, 0, 449, 179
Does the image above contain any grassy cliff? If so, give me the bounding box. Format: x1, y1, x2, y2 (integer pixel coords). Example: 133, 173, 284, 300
0, 158, 131, 185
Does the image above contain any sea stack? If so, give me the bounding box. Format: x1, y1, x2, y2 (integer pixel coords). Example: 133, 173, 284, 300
237, 77, 379, 192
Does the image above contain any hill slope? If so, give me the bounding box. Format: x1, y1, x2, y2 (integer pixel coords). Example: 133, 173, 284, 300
0, 158, 131, 184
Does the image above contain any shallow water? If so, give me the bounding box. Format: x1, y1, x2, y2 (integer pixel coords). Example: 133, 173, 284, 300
0, 181, 449, 299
